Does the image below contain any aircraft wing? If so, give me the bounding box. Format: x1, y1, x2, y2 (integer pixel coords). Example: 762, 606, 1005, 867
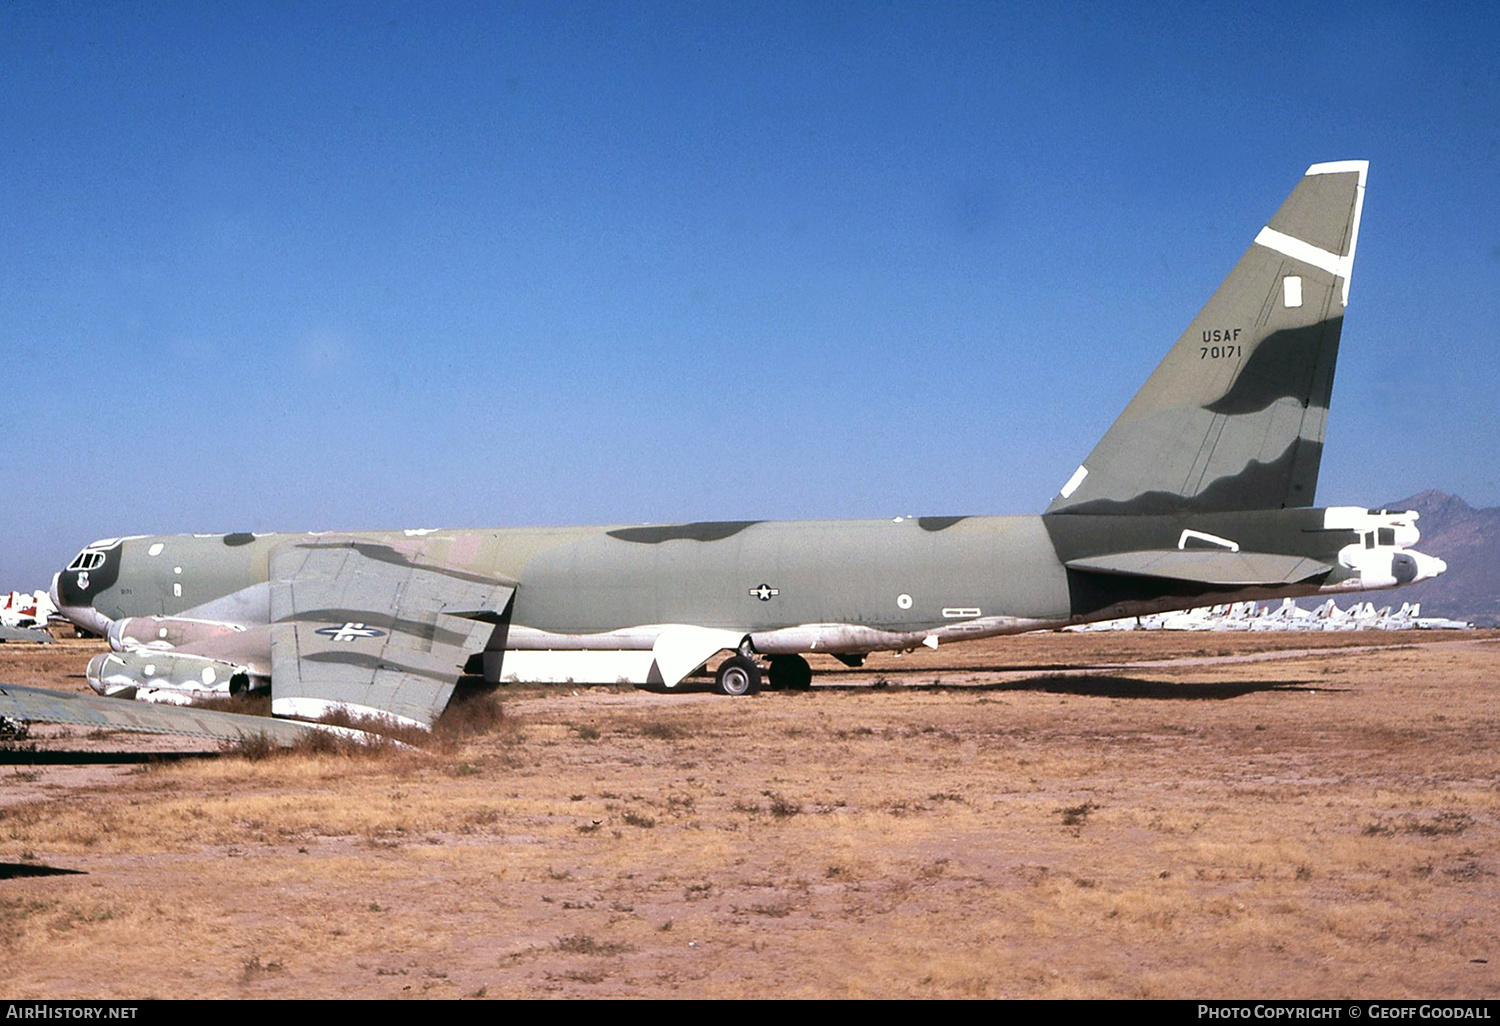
0, 682, 330, 746
268, 538, 516, 729
0, 625, 53, 643
1065, 550, 1332, 586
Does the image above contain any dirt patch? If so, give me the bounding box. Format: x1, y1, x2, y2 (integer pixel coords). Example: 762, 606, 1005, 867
2, 632, 1498, 998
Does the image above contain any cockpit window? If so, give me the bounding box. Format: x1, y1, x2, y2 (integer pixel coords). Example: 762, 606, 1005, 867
67, 550, 107, 571
1378, 528, 1395, 547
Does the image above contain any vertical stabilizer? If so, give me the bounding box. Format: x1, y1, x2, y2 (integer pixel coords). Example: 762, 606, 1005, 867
1048, 161, 1367, 515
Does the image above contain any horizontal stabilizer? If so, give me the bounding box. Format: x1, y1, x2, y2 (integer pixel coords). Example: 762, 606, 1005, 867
1066, 550, 1332, 586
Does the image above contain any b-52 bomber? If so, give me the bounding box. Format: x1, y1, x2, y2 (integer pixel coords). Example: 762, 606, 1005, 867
49, 161, 1446, 730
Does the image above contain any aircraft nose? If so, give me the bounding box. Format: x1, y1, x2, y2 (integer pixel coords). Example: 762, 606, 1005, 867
47, 573, 61, 612
51, 550, 116, 638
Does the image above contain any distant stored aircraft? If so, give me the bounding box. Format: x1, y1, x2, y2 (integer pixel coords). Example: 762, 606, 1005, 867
1, 589, 54, 629
49, 161, 1446, 729
0, 589, 56, 643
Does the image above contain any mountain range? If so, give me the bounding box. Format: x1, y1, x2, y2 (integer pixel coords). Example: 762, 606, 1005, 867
1382, 491, 1500, 626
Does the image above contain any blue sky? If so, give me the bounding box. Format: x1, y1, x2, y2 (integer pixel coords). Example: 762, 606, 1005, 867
3, 1, 1497, 588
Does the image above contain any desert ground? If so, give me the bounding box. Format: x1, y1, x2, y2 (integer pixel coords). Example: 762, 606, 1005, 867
2, 630, 1498, 999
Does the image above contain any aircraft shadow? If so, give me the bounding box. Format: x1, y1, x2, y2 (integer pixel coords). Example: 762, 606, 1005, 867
0, 862, 86, 879
820, 674, 1335, 700
0, 750, 216, 766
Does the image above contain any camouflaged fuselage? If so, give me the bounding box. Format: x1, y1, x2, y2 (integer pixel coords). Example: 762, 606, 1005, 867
54, 506, 1391, 653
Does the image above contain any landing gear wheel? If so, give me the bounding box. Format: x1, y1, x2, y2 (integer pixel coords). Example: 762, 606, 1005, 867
715, 655, 761, 696
768, 654, 813, 691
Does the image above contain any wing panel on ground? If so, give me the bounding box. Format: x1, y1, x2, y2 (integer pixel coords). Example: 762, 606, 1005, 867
0, 626, 52, 642
0, 682, 329, 746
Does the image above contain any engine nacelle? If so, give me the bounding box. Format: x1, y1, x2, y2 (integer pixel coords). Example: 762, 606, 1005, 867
86, 650, 264, 702
107, 616, 247, 653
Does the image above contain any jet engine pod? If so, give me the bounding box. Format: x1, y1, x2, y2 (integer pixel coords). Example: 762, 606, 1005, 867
86, 650, 262, 702
108, 616, 247, 653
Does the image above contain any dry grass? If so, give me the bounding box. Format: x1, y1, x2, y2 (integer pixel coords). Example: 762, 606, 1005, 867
0, 632, 1497, 997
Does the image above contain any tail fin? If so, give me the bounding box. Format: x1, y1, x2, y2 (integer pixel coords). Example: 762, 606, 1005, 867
1048, 161, 1367, 516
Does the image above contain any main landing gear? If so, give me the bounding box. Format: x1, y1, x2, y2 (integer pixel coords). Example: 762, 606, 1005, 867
713, 652, 815, 695
714, 655, 761, 696
767, 654, 813, 691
